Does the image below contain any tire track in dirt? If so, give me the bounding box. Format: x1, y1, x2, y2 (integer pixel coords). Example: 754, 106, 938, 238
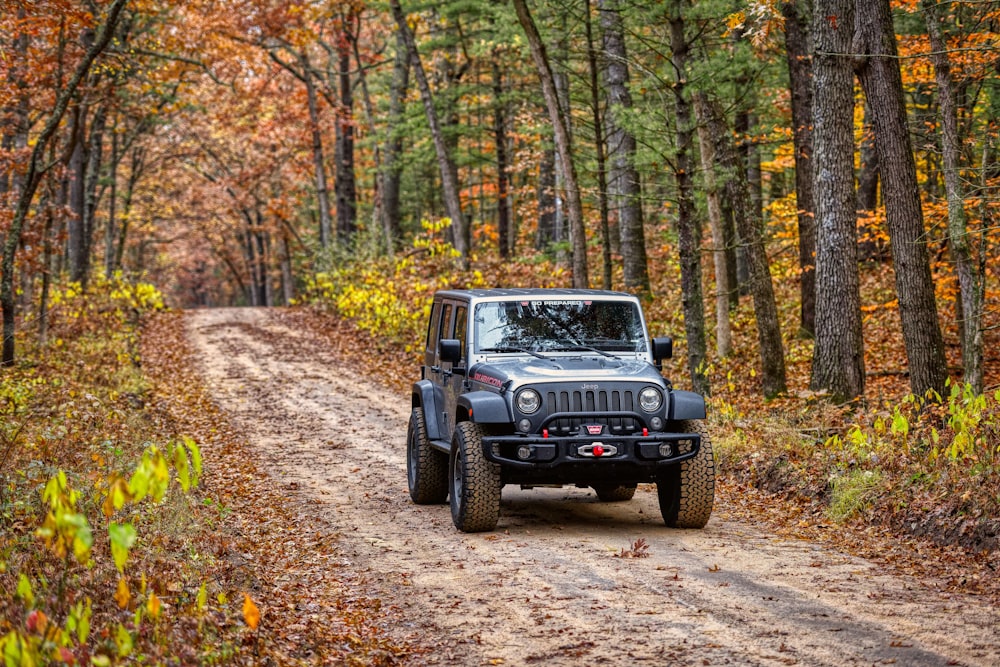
184, 307, 1000, 666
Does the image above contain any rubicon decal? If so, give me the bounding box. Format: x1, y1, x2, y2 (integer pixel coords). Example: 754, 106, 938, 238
472, 371, 504, 388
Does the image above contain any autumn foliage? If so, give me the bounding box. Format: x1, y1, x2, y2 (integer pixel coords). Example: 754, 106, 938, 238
2, 0, 1000, 658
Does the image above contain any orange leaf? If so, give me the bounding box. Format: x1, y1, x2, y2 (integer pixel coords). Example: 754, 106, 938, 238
242, 593, 260, 630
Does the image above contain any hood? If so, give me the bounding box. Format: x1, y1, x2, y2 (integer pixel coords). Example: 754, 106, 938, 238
468, 355, 664, 389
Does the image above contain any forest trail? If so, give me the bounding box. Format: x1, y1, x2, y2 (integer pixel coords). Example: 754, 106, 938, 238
183, 307, 999, 666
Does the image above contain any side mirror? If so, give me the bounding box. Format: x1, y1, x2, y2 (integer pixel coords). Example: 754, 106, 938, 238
652, 336, 673, 369
439, 338, 462, 364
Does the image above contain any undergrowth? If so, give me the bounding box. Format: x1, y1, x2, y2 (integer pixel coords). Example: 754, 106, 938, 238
0, 276, 257, 665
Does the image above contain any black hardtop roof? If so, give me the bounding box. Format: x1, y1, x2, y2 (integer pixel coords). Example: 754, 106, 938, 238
434, 288, 639, 302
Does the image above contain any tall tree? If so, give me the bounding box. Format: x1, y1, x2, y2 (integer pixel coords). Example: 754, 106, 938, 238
699, 92, 787, 398
855, 0, 947, 397
382, 29, 410, 248
492, 51, 513, 259
389, 0, 469, 260
513, 0, 588, 288
583, 0, 613, 289
333, 9, 357, 244
600, 0, 649, 296
921, 0, 984, 393
667, 1, 708, 395
782, 0, 816, 336
810, 0, 865, 402
694, 94, 732, 360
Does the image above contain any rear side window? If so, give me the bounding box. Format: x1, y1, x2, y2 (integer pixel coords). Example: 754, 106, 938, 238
454, 306, 468, 361
439, 303, 454, 343
426, 301, 442, 350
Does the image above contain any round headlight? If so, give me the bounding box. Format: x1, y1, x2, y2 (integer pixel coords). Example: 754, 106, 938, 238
638, 387, 663, 413
516, 388, 541, 414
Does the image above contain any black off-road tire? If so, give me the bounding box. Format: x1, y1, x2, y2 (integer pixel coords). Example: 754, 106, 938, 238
407, 409, 448, 504
450, 422, 502, 532
657, 420, 715, 528
592, 484, 637, 502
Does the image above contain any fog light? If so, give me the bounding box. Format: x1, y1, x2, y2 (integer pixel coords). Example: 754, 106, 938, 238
517, 445, 532, 460
658, 443, 673, 458
650, 417, 663, 431
518, 418, 532, 432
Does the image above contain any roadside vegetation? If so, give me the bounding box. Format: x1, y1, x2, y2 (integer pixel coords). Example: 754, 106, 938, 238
0, 278, 406, 665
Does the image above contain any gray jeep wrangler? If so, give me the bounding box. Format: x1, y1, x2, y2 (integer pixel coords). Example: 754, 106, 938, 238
408, 288, 713, 532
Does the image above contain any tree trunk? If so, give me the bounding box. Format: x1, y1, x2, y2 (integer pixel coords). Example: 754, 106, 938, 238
701, 94, 787, 398
536, 146, 557, 251
600, 0, 649, 295
922, 0, 983, 393
584, 0, 612, 289
856, 101, 882, 261
383, 30, 409, 248
492, 54, 513, 259
104, 124, 119, 279
67, 104, 88, 283
782, 0, 816, 336
694, 93, 732, 359
667, 3, 709, 394
335, 24, 357, 244
513, 0, 588, 288
347, 12, 387, 255
810, 0, 865, 402
390, 0, 469, 262
114, 147, 144, 273
855, 0, 948, 397
81, 101, 108, 290
299, 52, 333, 250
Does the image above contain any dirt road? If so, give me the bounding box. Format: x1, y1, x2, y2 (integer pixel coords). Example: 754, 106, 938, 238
184, 307, 999, 666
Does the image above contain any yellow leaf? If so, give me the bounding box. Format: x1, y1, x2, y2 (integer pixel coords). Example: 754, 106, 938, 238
242, 593, 260, 630
147, 592, 161, 619
115, 577, 131, 609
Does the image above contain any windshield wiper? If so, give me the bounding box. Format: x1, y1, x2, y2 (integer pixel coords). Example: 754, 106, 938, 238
480, 346, 551, 360
550, 344, 620, 359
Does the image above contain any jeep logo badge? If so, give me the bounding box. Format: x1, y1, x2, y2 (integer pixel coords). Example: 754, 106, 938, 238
581, 383, 598, 390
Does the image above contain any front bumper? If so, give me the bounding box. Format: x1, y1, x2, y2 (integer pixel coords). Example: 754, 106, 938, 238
481, 411, 700, 484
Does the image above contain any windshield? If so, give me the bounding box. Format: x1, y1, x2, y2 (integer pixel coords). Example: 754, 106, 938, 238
474, 299, 647, 354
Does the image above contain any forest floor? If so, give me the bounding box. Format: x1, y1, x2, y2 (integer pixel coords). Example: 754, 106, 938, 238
144, 306, 1000, 666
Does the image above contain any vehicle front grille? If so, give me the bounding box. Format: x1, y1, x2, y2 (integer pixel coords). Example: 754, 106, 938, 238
542, 388, 639, 435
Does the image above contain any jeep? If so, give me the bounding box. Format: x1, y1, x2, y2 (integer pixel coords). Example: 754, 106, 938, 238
408, 288, 713, 532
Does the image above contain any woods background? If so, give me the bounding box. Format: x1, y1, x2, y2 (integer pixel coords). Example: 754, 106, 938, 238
3, 1, 1000, 663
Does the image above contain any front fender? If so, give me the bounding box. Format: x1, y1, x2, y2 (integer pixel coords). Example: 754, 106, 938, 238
668, 390, 707, 421
457, 391, 511, 424
412, 380, 443, 441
